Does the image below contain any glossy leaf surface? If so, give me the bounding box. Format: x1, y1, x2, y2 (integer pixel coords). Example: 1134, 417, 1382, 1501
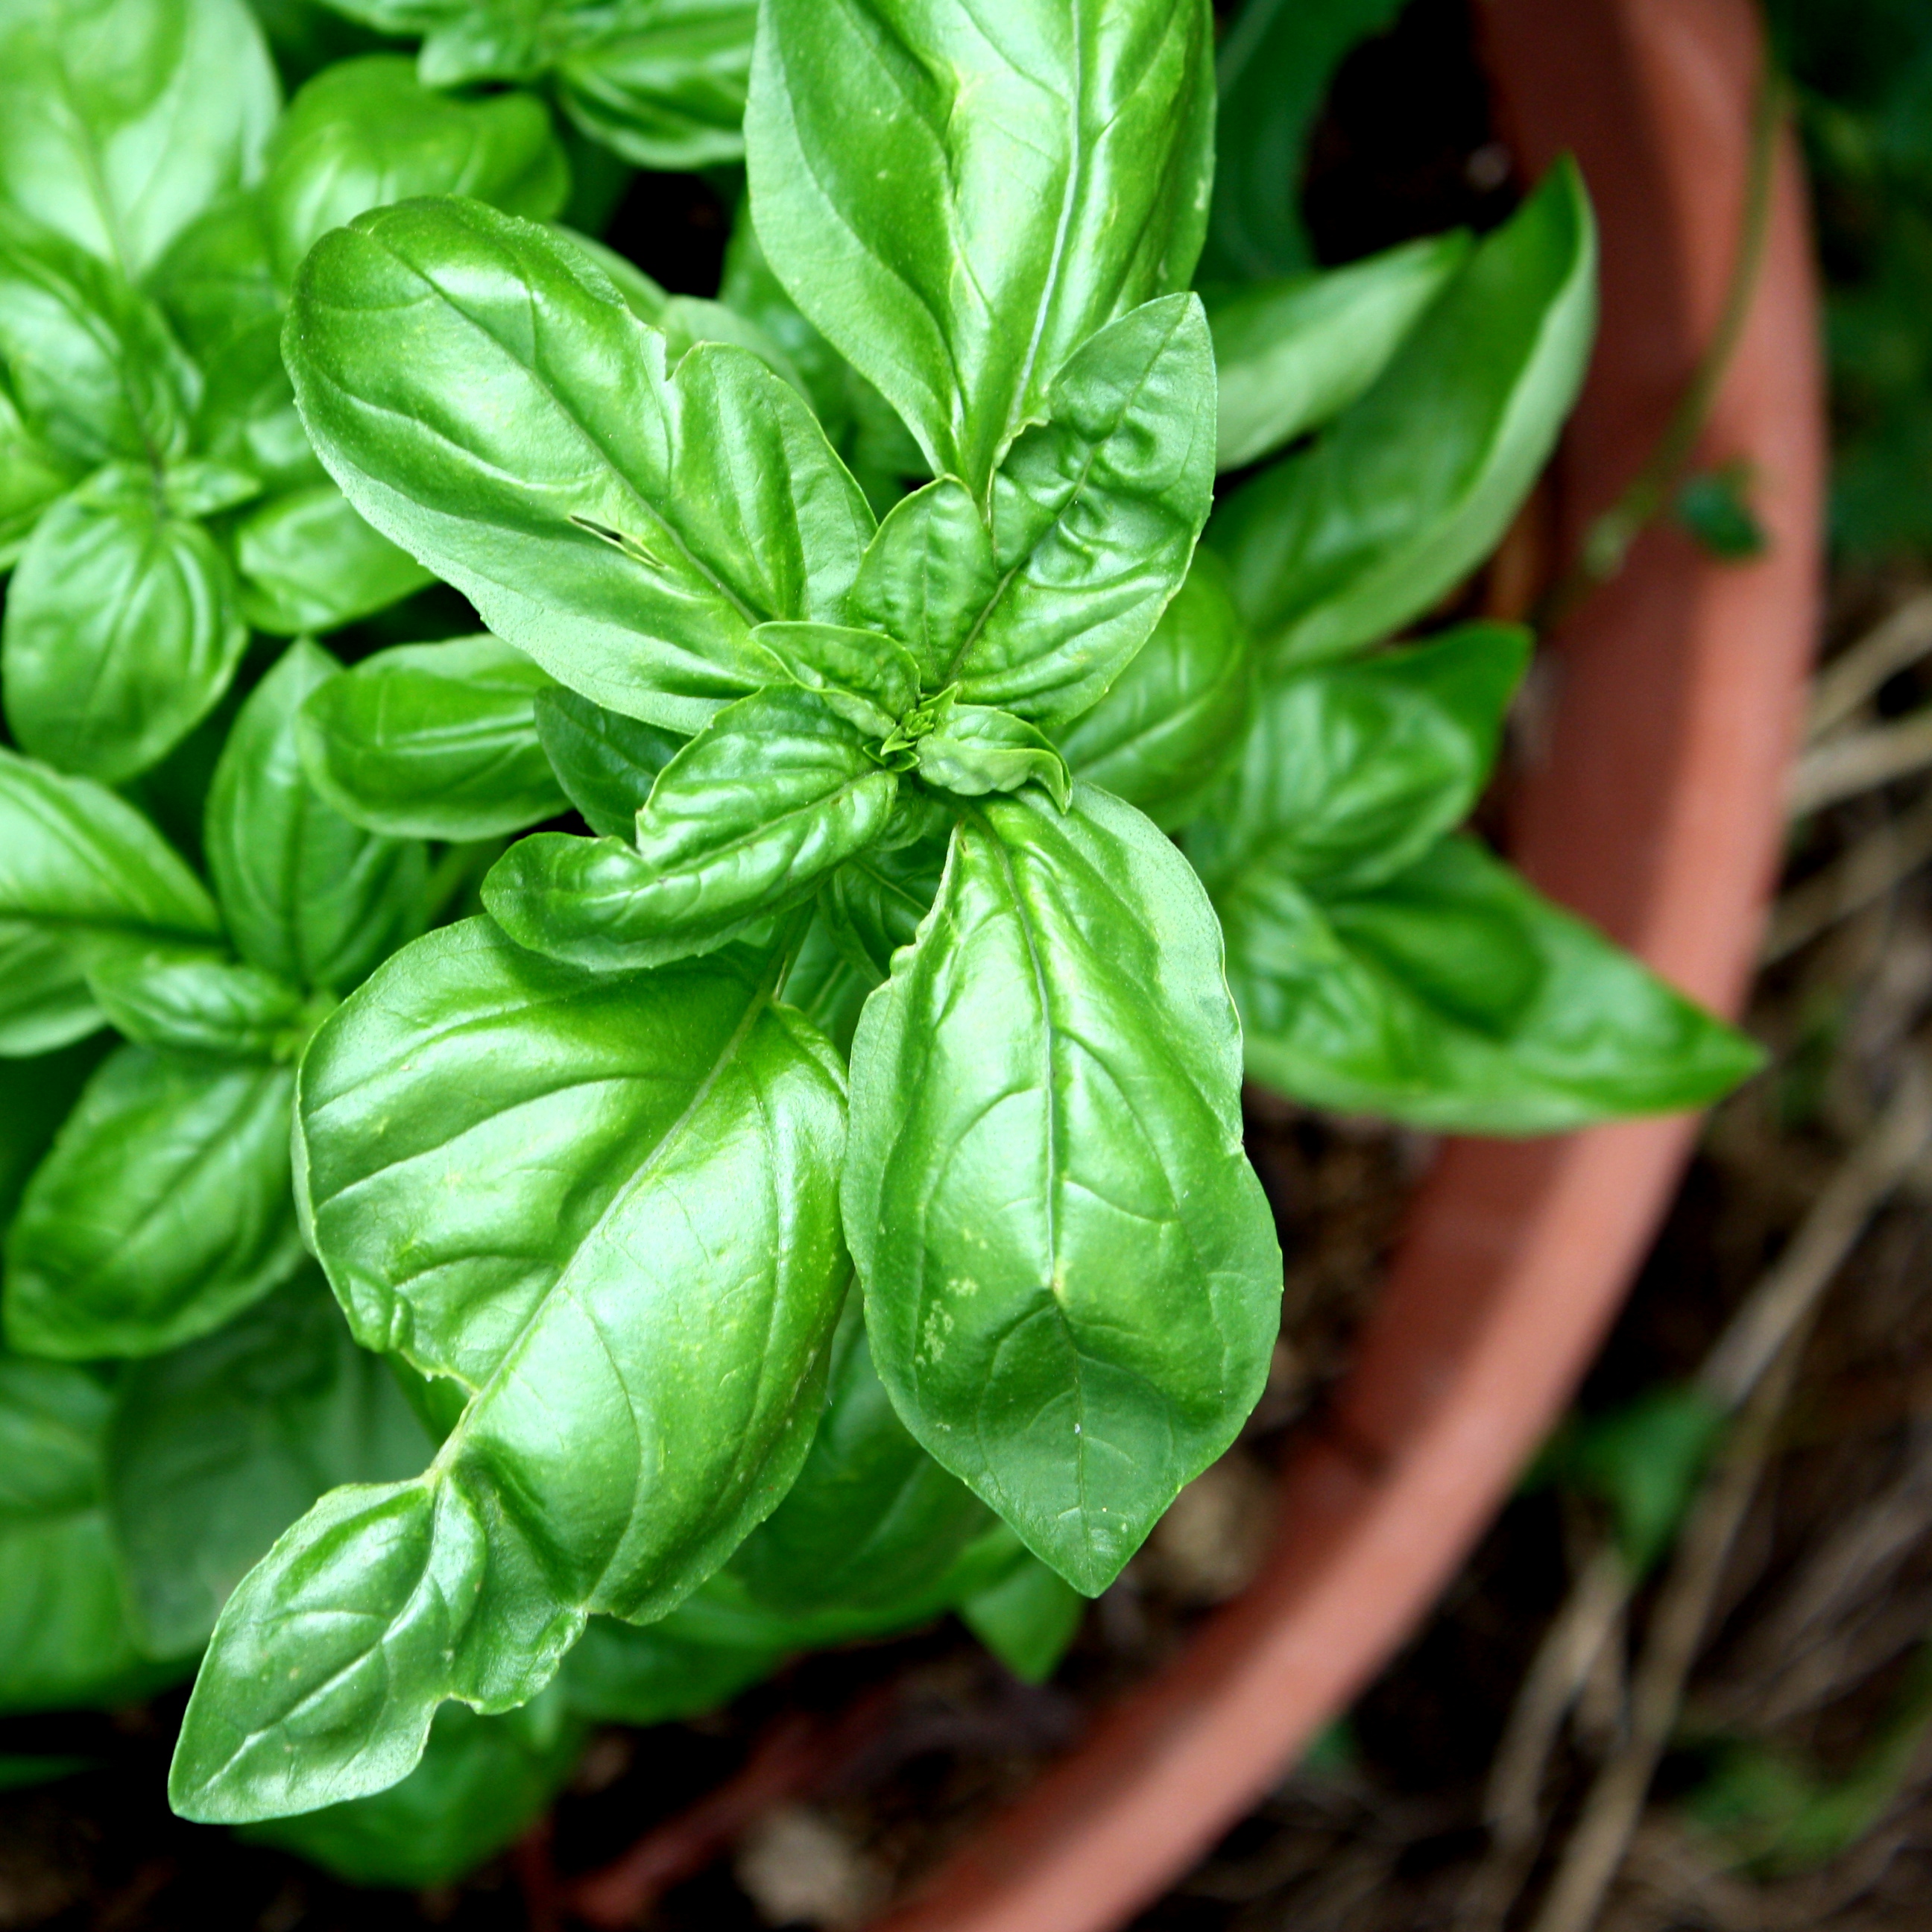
915, 703, 1072, 812
746, 0, 1215, 489
752, 620, 921, 740
86, 946, 309, 1061
4, 1044, 304, 1358
230, 483, 433, 637
486, 686, 897, 970
4, 470, 248, 785
1224, 837, 1764, 1133
533, 686, 684, 840
285, 200, 874, 733
1208, 165, 1597, 664
300, 634, 566, 840
206, 642, 426, 992
844, 787, 1282, 1592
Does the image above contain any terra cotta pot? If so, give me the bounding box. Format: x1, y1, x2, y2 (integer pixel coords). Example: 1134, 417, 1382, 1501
868, 1, 1823, 1927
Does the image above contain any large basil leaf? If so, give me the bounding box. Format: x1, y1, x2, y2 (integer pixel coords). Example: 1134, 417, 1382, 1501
0, 749, 221, 1055
4, 1044, 304, 1358
0, 226, 196, 469
244, 1693, 584, 1888
1224, 836, 1763, 1133
206, 641, 426, 992
1188, 623, 1529, 899
1199, 0, 1405, 283
265, 54, 569, 280
3, 469, 248, 784
0, 1356, 180, 1711
1208, 233, 1470, 471
0, 0, 279, 280
532, 686, 684, 839
485, 686, 897, 970
285, 199, 874, 733
300, 634, 566, 840
105, 1275, 432, 1657
230, 482, 434, 637
554, 0, 757, 171
843, 786, 1282, 1593
746, 0, 1215, 490
170, 922, 848, 1821
1057, 552, 1254, 828
86, 946, 309, 1061
1208, 164, 1597, 665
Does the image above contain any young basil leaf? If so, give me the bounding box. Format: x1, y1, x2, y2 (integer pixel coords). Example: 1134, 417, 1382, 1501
2, 468, 249, 785
818, 835, 947, 985
915, 702, 1072, 812
0, 748, 221, 1048
532, 686, 685, 840
169, 922, 847, 1821
1223, 836, 1764, 1134
1208, 232, 1471, 471
300, 634, 566, 840
4, 1043, 304, 1359
0, 226, 196, 469
553, 0, 757, 171
1055, 552, 1254, 830
242, 1693, 584, 1889
162, 458, 263, 520
0, 0, 280, 281
1199, 0, 1405, 283
1208, 162, 1597, 665
205, 640, 427, 993
230, 482, 435, 637
560, 1614, 783, 1729
86, 945, 309, 1061
485, 686, 897, 970
0, 390, 80, 569
751, 621, 921, 740
104, 1274, 432, 1658
844, 786, 1282, 1594
1189, 622, 1530, 899
959, 1553, 1084, 1684
264, 54, 569, 281
845, 478, 1002, 689
285, 198, 874, 733
0, 1356, 183, 1711
956, 294, 1217, 726
746, 0, 1215, 490
729, 1298, 994, 1622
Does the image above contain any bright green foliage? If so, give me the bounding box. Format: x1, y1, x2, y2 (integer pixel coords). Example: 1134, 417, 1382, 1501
960, 1556, 1085, 1685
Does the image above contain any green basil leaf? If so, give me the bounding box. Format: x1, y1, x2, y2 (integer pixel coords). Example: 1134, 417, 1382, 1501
169, 921, 847, 1821
0, 748, 221, 1040
4, 1042, 304, 1358
206, 640, 428, 992
485, 686, 897, 970
1208, 163, 1597, 665
955, 294, 1216, 725
1208, 232, 1471, 470
746, 0, 1215, 490
0, 390, 81, 567
959, 1553, 1083, 1684
86, 944, 309, 1060
285, 198, 874, 733
1056, 552, 1254, 829
752, 620, 921, 740
818, 835, 947, 985
104, 1274, 432, 1658
845, 478, 1000, 688
844, 786, 1282, 1594
777, 912, 871, 1053
1199, 0, 1404, 283
729, 1298, 993, 1621
265, 55, 568, 280
0, 225, 197, 469
560, 1614, 781, 1728
915, 701, 1072, 812
1190, 622, 1529, 899
0, 1356, 180, 1710
230, 482, 434, 637
532, 686, 684, 840
149, 191, 279, 362
555, 0, 757, 171
1223, 835, 1764, 1133
162, 458, 262, 519
300, 634, 566, 840
0, 1043, 103, 1233
3, 469, 248, 785
243, 1693, 584, 1888
0, 0, 280, 280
